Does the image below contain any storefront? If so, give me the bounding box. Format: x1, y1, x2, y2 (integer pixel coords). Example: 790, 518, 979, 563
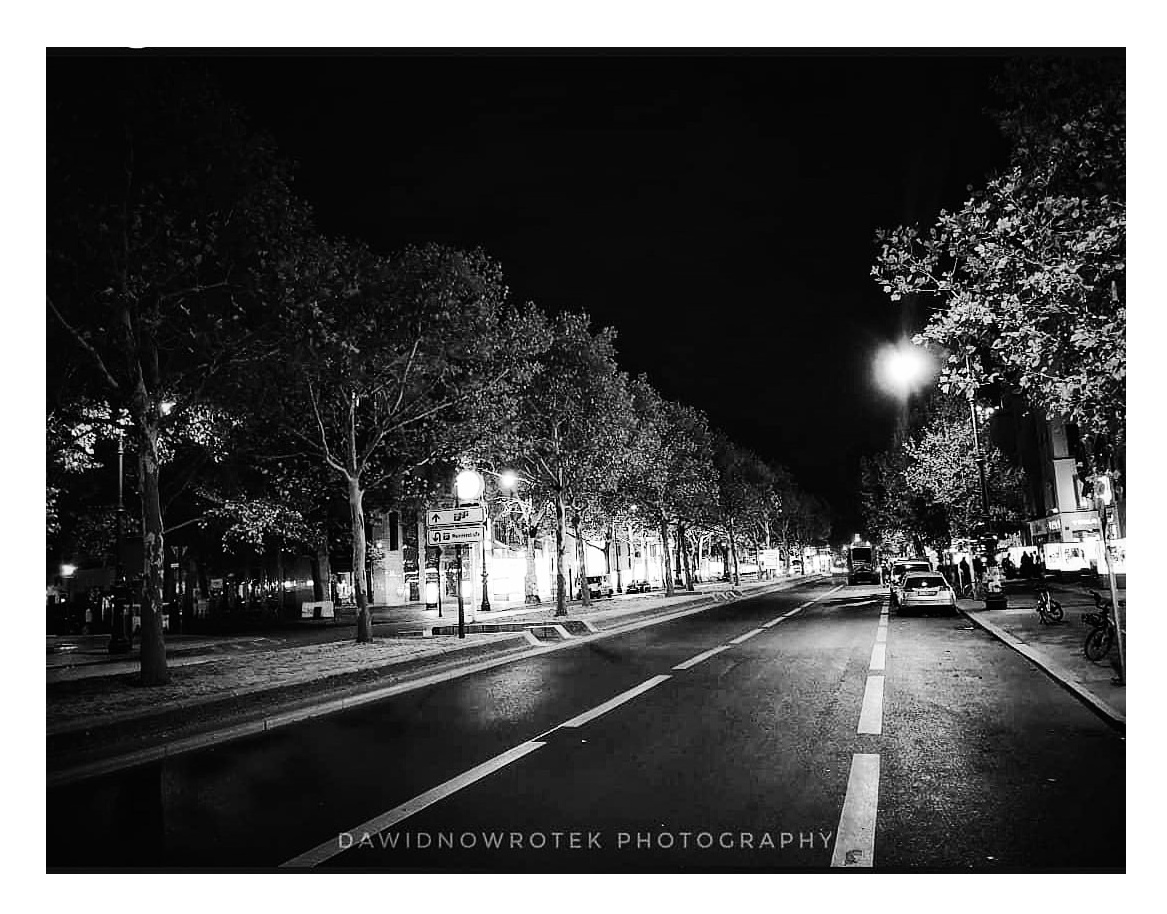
1028, 508, 1101, 546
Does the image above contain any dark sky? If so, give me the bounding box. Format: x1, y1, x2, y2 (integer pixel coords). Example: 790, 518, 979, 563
62, 50, 1020, 537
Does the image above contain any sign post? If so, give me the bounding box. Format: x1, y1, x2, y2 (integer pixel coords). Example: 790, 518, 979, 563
1095, 474, 1124, 684
456, 545, 466, 639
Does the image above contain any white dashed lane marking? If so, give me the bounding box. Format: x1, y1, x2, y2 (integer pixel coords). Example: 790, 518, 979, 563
558, 675, 672, 729
672, 645, 731, 670
857, 674, 885, 734
830, 753, 880, 867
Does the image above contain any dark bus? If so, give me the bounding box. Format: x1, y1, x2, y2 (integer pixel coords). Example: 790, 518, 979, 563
847, 544, 880, 585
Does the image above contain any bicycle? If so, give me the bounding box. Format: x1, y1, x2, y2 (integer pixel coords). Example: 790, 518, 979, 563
958, 579, 986, 601
1034, 586, 1064, 625
1082, 590, 1117, 662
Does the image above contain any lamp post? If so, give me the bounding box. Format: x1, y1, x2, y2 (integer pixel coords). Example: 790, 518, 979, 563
453, 469, 485, 637
962, 352, 995, 573
875, 342, 1005, 606
109, 429, 131, 654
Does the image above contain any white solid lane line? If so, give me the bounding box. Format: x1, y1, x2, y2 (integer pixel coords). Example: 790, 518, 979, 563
875, 625, 887, 644
857, 674, 885, 735
728, 628, 763, 644
830, 753, 881, 867
281, 740, 547, 868
761, 618, 784, 628
869, 642, 886, 672
672, 645, 731, 670
558, 675, 672, 728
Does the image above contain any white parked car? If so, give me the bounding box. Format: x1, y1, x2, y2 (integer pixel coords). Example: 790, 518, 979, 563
893, 572, 957, 615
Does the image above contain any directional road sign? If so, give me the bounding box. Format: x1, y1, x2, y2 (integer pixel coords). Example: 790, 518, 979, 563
427, 506, 485, 527
428, 526, 483, 545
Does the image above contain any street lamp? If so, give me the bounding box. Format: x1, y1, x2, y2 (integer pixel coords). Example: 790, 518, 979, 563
455, 469, 493, 614
876, 343, 1003, 604
874, 342, 934, 399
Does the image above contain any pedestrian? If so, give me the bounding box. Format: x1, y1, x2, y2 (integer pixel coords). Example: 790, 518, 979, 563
1019, 550, 1033, 578
972, 555, 984, 581
959, 557, 971, 590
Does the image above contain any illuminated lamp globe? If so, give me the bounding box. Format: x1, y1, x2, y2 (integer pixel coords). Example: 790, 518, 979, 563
499, 471, 519, 491
455, 469, 485, 502
876, 344, 934, 398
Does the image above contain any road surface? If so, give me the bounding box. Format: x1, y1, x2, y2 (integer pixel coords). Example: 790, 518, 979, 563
47, 577, 1124, 871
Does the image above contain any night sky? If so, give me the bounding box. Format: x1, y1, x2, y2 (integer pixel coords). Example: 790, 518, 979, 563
55, 50, 1018, 536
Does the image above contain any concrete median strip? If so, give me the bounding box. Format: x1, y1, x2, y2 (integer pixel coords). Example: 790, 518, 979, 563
958, 606, 1125, 728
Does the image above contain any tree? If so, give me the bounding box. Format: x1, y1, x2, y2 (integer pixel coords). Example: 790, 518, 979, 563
860, 393, 1028, 552
620, 381, 720, 596
902, 398, 1029, 541
480, 313, 637, 616
873, 57, 1125, 455
712, 437, 776, 586
47, 62, 305, 684
259, 241, 546, 641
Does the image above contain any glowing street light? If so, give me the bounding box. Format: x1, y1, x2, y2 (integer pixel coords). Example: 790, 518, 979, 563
874, 342, 935, 399
455, 469, 485, 502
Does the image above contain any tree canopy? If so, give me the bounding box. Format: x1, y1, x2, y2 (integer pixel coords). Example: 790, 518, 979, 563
873, 57, 1125, 454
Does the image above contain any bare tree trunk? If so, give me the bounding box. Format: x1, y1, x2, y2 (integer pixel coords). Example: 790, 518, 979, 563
728, 517, 741, 587
275, 545, 285, 619
659, 513, 675, 597
611, 524, 623, 593
679, 522, 695, 591
524, 527, 541, 604
348, 475, 372, 642
315, 529, 332, 608
554, 490, 568, 616
574, 512, 591, 608
136, 415, 169, 685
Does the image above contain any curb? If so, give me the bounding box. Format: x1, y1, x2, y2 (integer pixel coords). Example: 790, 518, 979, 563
957, 604, 1125, 730
48, 575, 825, 786
47, 633, 532, 738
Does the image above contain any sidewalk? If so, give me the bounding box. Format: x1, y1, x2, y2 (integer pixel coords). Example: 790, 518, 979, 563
958, 577, 1126, 727
48, 574, 819, 783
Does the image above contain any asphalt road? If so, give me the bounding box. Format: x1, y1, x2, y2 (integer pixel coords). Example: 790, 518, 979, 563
47, 576, 1124, 871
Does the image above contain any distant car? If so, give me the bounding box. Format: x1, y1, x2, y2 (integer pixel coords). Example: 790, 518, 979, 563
888, 558, 932, 593
893, 572, 957, 615
625, 580, 652, 594
580, 575, 614, 599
